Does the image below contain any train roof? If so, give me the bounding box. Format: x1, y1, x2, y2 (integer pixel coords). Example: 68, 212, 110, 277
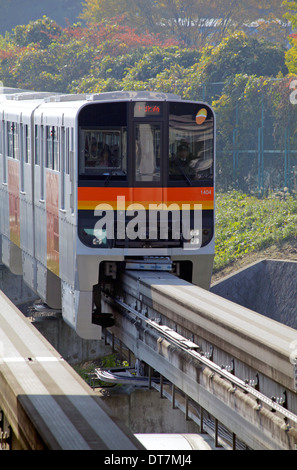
0, 88, 181, 105
64, 90, 181, 102
0, 88, 213, 127
0, 89, 183, 125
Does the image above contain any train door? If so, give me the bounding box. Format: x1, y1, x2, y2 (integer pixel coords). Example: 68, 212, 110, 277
130, 101, 164, 242
133, 121, 162, 185
132, 120, 163, 242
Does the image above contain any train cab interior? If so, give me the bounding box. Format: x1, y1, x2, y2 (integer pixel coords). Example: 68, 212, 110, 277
78, 100, 214, 186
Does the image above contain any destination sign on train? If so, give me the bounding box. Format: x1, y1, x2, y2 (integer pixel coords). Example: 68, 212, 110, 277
134, 102, 162, 117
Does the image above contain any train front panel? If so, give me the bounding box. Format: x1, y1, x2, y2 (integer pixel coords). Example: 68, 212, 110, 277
72, 96, 215, 336
76, 98, 214, 267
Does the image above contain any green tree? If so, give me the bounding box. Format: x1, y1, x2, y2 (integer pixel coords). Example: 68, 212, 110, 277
2, 33, 95, 92
0, 16, 176, 92
79, 0, 289, 47
185, 32, 287, 102
284, 37, 297, 74
123, 46, 200, 82
283, 0, 297, 74
283, 0, 297, 30
80, 0, 132, 23
12, 17, 62, 48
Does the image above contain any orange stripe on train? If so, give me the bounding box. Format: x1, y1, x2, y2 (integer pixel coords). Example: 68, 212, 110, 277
78, 187, 213, 200
78, 187, 214, 210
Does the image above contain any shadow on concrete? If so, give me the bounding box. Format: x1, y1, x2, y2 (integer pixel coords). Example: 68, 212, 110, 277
211, 259, 297, 330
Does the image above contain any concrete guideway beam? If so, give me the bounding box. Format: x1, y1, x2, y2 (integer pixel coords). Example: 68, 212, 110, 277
118, 270, 297, 393
103, 269, 297, 450
107, 301, 297, 450
0, 290, 144, 450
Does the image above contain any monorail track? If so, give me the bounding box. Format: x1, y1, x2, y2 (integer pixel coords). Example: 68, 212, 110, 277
101, 268, 297, 450
108, 294, 297, 425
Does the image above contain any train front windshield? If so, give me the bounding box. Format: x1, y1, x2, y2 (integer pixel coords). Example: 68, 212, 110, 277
168, 102, 214, 184
78, 100, 214, 248
79, 101, 128, 182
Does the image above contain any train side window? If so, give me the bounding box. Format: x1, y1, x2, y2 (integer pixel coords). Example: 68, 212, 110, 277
46, 126, 59, 171
64, 127, 73, 175
7, 121, 12, 157
53, 126, 59, 171
24, 125, 30, 163
69, 127, 74, 174
7, 121, 19, 159
15, 124, 19, 160
22, 124, 26, 163
65, 128, 70, 175
46, 126, 53, 169
35, 125, 40, 165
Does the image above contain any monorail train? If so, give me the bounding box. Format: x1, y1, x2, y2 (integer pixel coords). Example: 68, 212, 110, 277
0, 88, 215, 339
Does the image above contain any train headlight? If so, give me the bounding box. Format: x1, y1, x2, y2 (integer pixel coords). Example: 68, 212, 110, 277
190, 229, 200, 237
93, 229, 107, 245
182, 229, 200, 246
190, 229, 200, 244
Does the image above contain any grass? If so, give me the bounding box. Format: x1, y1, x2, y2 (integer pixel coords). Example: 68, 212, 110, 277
214, 190, 297, 272
72, 353, 130, 388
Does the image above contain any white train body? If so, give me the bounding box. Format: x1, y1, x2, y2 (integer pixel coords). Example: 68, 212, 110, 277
0, 89, 215, 339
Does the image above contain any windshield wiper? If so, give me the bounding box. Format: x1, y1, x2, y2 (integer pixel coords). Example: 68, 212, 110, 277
104, 170, 116, 186
175, 158, 192, 186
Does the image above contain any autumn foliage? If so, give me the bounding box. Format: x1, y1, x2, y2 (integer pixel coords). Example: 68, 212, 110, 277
0, 6, 297, 193
0, 16, 180, 92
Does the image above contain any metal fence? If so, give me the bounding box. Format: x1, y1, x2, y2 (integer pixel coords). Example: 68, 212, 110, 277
194, 79, 297, 195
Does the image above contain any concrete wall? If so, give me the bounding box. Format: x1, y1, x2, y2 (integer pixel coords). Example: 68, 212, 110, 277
0, 264, 111, 364
0, 264, 38, 305
211, 259, 297, 330
100, 387, 200, 434
31, 315, 112, 364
